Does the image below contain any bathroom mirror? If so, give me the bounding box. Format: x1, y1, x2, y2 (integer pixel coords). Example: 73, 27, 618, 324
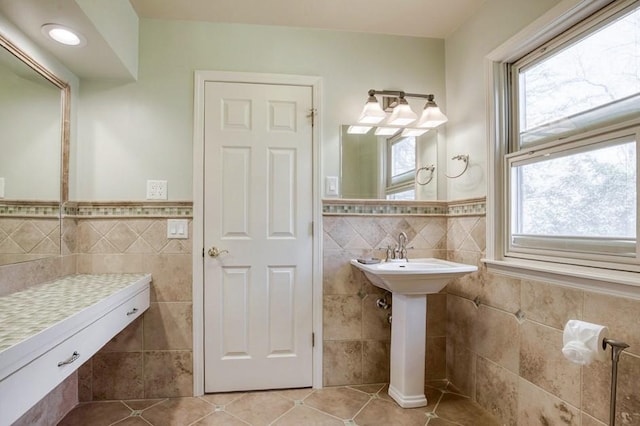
340, 125, 438, 200
0, 34, 70, 265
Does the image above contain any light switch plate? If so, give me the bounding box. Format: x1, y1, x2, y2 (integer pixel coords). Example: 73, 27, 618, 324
167, 219, 189, 239
147, 180, 167, 200
325, 176, 339, 196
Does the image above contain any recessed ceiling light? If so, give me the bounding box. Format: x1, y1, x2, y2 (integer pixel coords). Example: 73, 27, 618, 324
41, 24, 86, 47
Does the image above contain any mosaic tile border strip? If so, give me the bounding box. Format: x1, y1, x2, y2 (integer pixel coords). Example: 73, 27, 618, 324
323, 197, 486, 216
0, 201, 60, 218
63, 202, 193, 218
447, 198, 487, 216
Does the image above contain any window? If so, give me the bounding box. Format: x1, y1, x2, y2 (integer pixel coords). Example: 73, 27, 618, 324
385, 135, 416, 199
504, 0, 640, 271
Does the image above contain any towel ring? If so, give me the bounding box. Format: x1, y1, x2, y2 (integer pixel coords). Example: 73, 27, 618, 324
445, 154, 470, 179
416, 164, 435, 185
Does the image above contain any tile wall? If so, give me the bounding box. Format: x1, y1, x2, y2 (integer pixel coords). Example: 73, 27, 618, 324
446, 216, 640, 426
0, 202, 63, 267
322, 214, 450, 386
7, 196, 639, 426
74, 215, 193, 401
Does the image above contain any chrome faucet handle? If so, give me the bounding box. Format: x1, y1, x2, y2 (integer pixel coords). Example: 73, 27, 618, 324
377, 245, 394, 261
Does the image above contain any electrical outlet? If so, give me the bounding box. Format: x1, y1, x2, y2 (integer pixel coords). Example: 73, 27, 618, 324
146, 180, 167, 200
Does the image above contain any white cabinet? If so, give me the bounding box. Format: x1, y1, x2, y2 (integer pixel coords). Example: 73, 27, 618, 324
0, 274, 151, 426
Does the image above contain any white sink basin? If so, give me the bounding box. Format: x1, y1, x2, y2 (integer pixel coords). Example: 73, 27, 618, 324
350, 257, 478, 408
350, 258, 478, 295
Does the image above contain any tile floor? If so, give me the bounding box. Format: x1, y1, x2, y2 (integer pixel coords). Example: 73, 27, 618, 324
58, 382, 500, 426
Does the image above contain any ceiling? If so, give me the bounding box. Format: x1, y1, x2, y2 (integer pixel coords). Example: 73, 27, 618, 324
0, 0, 486, 79
130, 0, 487, 39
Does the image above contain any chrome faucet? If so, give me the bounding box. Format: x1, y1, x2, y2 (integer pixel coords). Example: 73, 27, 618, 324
380, 231, 411, 261
396, 231, 409, 261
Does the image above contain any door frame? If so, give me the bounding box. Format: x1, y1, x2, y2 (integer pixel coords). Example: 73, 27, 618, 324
192, 71, 323, 395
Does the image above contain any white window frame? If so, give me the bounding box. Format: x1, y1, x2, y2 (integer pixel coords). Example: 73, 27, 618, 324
485, 0, 640, 297
385, 134, 416, 198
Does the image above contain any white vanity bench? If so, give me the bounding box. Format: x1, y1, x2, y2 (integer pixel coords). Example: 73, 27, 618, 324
0, 273, 151, 425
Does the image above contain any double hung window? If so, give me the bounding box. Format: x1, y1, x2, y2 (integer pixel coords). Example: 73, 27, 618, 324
505, 0, 640, 271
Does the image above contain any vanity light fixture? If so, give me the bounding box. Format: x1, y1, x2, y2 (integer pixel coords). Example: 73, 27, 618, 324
41, 24, 86, 47
358, 92, 387, 124
350, 89, 448, 135
416, 95, 448, 128
387, 96, 418, 125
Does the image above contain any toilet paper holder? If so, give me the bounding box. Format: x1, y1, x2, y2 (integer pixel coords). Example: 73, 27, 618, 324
603, 338, 630, 426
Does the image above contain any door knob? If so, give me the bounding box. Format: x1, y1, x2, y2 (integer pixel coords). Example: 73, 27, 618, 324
208, 246, 229, 257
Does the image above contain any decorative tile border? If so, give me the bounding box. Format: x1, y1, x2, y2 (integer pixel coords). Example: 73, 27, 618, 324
63, 201, 193, 218
0, 201, 60, 218
447, 198, 487, 216
323, 197, 486, 217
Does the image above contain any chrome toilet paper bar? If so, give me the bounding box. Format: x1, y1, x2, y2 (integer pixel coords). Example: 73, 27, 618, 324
603, 338, 630, 426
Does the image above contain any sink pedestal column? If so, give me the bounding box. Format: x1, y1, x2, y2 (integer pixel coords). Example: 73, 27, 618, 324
388, 293, 428, 408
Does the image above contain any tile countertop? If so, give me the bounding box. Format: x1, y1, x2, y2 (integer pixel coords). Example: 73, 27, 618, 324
0, 273, 151, 379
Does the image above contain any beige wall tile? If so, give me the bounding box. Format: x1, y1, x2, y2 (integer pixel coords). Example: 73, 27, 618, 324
616, 352, 640, 425
76, 253, 144, 273
143, 302, 193, 350
447, 294, 478, 352
92, 352, 144, 400
426, 336, 446, 380
78, 360, 92, 402
324, 217, 357, 248
362, 294, 391, 340
14, 373, 78, 426
322, 249, 364, 295
101, 317, 143, 353
362, 340, 391, 384
105, 222, 138, 252
519, 320, 581, 406
476, 356, 518, 426
323, 340, 362, 386
144, 253, 192, 302
521, 280, 582, 330
518, 379, 580, 426
0, 255, 64, 296
479, 272, 521, 313
475, 306, 520, 373
141, 221, 171, 252
346, 217, 388, 249
581, 344, 611, 422
584, 292, 640, 357
582, 413, 607, 426
323, 295, 362, 340
446, 342, 476, 398
427, 293, 447, 337
144, 351, 193, 398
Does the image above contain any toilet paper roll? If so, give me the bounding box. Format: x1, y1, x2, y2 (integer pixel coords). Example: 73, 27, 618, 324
562, 320, 608, 365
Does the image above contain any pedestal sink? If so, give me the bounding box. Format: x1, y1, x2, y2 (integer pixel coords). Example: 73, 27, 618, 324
350, 258, 477, 408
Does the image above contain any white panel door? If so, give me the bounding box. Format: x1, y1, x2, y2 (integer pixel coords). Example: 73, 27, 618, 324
203, 81, 313, 392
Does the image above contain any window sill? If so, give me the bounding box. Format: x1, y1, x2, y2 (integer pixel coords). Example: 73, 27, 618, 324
483, 258, 640, 299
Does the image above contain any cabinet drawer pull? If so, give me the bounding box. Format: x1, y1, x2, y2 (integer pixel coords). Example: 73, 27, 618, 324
126, 308, 139, 316
57, 351, 80, 367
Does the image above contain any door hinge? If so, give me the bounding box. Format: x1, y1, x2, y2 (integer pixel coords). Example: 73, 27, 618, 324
310, 221, 314, 236
312, 332, 315, 347
202, 247, 205, 258
307, 108, 317, 127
